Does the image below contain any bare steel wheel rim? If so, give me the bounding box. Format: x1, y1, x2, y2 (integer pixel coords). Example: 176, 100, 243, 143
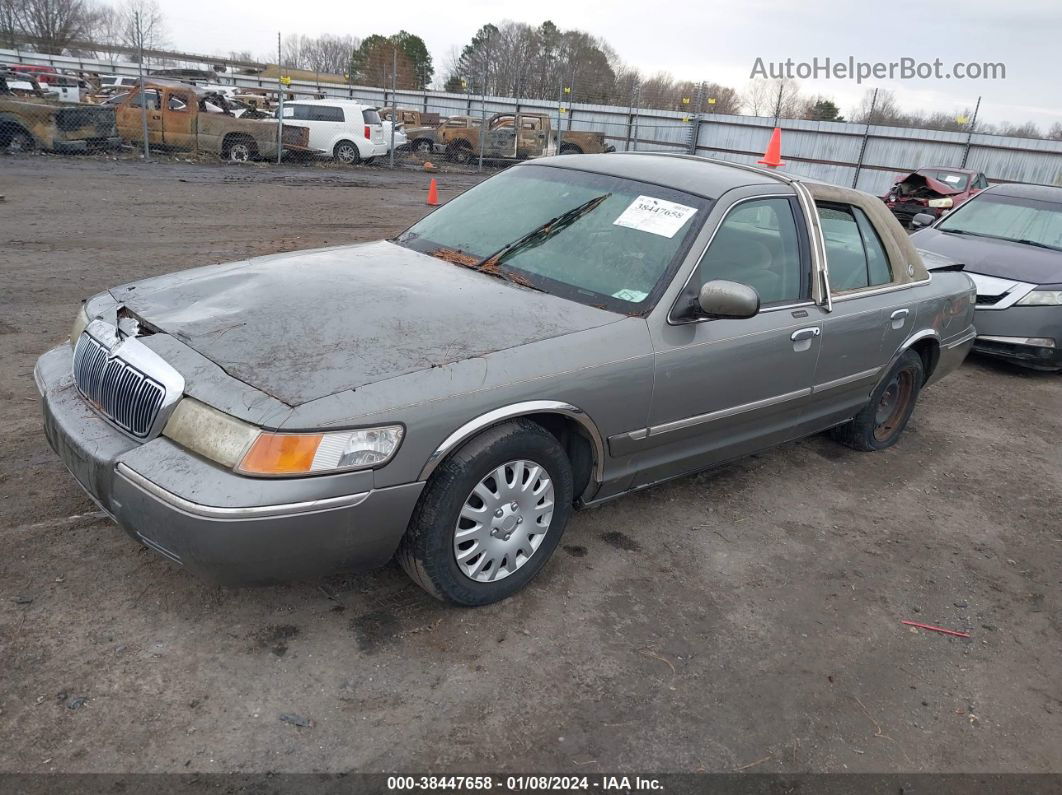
229, 143, 250, 162
873, 370, 914, 441
453, 459, 555, 583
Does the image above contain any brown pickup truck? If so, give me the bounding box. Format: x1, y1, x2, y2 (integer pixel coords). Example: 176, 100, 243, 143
1, 70, 120, 153
437, 112, 614, 164
114, 79, 310, 162
380, 108, 441, 154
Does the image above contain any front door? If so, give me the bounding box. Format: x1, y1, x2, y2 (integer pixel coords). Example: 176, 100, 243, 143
116, 89, 163, 146
630, 195, 820, 486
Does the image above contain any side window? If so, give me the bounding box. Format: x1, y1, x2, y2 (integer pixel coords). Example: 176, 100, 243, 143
818, 203, 894, 291
307, 105, 343, 122
853, 208, 892, 286
818, 205, 867, 291
128, 89, 160, 110
167, 92, 189, 112
696, 197, 805, 305
281, 104, 310, 120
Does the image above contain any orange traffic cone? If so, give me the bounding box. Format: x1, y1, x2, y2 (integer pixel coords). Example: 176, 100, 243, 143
757, 127, 786, 168
426, 178, 440, 206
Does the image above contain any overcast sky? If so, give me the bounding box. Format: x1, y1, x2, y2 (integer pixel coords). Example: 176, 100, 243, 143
163, 0, 1062, 128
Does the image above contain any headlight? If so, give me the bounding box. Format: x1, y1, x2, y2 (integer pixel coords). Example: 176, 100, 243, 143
162, 398, 403, 476
927, 198, 954, 209
238, 426, 404, 476
70, 304, 89, 346
1016, 289, 1062, 306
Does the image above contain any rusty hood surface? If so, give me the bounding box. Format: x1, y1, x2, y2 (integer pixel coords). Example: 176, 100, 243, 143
109, 241, 621, 406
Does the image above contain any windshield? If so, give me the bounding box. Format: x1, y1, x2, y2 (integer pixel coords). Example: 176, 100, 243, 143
918, 170, 969, 191
937, 193, 1062, 251
393, 165, 709, 312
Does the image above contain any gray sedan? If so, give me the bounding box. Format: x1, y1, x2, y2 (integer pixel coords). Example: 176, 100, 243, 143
36, 154, 976, 605
911, 183, 1062, 371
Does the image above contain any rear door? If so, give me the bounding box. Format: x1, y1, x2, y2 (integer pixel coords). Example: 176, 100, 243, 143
162, 88, 197, 150
811, 202, 909, 418
484, 115, 518, 158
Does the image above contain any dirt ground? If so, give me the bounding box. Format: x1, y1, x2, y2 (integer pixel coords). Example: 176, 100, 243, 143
1, 154, 1060, 775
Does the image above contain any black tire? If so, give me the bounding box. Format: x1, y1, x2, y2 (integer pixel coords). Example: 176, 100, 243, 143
333, 140, 361, 165
223, 136, 256, 163
559, 144, 582, 155
447, 142, 473, 165
397, 419, 574, 606
3, 126, 36, 153
831, 349, 924, 451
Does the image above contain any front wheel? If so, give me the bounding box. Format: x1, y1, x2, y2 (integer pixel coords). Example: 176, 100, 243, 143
831, 349, 924, 451
397, 419, 573, 606
4, 128, 36, 153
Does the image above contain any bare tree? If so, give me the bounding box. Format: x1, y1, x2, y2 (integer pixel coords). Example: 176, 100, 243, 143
743, 78, 802, 119
114, 0, 164, 56
11, 0, 98, 54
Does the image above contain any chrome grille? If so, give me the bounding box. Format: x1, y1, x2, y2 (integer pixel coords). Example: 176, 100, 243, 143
73, 333, 166, 438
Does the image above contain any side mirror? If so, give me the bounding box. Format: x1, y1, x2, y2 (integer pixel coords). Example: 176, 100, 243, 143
697, 280, 761, 319
910, 212, 936, 230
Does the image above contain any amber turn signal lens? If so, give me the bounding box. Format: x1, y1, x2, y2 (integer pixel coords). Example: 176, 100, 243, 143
238, 433, 323, 475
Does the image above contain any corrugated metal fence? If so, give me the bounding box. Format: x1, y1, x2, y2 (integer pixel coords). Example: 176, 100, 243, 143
5, 47, 1061, 193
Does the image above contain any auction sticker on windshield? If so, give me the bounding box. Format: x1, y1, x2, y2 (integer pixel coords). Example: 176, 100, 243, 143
613, 196, 697, 238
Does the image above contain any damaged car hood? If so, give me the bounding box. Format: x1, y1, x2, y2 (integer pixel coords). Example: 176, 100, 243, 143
109, 241, 621, 406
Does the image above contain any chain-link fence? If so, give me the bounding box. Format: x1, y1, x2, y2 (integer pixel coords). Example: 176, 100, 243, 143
3, 45, 1061, 193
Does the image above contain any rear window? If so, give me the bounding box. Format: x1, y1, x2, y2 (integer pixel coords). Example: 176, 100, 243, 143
362, 109, 382, 125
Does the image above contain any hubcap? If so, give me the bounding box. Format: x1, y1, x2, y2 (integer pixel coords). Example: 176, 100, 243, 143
453, 460, 555, 583
873, 370, 913, 441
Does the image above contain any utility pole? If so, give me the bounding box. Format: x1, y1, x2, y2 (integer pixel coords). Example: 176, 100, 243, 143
276, 32, 283, 164
135, 11, 149, 162
477, 36, 488, 172
851, 87, 878, 188
960, 96, 981, 168
389, 45, 396, 168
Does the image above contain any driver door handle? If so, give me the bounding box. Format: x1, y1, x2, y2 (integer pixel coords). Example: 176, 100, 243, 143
791, 327, 821, 342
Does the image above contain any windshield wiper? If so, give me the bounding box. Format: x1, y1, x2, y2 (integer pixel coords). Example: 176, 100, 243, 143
476, 193, 611, 268
1013, 238, 1062, 251
943, 228, 1062, 251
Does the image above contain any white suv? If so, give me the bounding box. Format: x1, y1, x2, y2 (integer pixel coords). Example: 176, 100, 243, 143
278, 100, 388, 164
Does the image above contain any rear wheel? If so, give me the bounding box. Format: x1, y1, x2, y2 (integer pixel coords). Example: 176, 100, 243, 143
223, 136, 256, 163
412, 138, 433, 154
831, 349, 924, 451
333, 140, 361, 165
559, 143, 582, 155
397, 419, 573, 606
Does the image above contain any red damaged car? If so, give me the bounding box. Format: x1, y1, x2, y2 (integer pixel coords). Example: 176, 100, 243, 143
882, 167, 989, 227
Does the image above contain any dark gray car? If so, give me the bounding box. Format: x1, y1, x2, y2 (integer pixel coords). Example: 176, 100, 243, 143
36, 154, 976, 605
910, 183, 1062, 371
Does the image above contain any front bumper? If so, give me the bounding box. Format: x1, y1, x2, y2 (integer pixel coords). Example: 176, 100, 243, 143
35, 344, 424, 585
971, 304, 1062, 371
